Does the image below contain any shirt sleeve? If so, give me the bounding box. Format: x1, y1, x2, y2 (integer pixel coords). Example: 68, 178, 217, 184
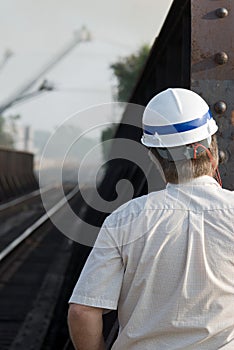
69, 219, 124, 310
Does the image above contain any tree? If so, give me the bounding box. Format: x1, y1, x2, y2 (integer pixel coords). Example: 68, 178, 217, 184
0, 115, 19, 148
101, 44, 150, 161
110, 44, 150, 102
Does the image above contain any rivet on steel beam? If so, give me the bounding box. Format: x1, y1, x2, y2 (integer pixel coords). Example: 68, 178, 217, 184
219, 150, 227, 164
216, 8, 229, 18
214, 52, 228, 65
214, 101, 227, 114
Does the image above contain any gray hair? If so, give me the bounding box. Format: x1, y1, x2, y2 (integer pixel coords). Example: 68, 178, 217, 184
149, 135, 219, 184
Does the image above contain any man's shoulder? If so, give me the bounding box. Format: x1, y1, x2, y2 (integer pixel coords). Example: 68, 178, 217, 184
105, 189, 166, 227
216, 186, 234, 208
220, 187, 234, 197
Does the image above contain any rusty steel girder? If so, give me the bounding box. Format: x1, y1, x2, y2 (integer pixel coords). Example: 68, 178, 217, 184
80, 0, 234, 234
191, 0, 234, 189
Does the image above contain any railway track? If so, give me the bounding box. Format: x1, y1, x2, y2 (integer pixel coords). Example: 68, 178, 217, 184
0, 186, 77, 261
0, 187, 49, 213
0, 185, 119, 350
0, 186, 81, 350
0, 187, 57, 253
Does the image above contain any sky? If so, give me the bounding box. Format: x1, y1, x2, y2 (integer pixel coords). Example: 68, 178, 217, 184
0, 0, 173, 135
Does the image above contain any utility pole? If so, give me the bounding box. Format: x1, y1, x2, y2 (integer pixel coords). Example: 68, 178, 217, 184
0, 49, 13, 72
0, 26, 91, 114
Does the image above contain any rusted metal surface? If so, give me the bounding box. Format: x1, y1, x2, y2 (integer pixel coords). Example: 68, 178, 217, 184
191, 0, 234, 81
191, 0, 234, 189
75, 0, 234, 243
128, 0, 191, 105
84, 0, 234, 224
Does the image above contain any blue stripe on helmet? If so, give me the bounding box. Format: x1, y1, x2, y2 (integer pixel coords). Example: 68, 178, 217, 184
143, 110, 212, 136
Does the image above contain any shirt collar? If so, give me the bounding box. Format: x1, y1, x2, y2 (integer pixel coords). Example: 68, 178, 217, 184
166, 176, 220, 189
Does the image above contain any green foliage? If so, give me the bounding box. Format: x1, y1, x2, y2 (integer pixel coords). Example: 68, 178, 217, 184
101, 44, 150, 161
8, 114, 20, 134
110, 44, 150, 102
0, 115, 19, 148
101, 124, 117, 161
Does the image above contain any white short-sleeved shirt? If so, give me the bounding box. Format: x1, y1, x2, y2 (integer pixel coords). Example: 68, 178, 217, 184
69, 176, 234, 349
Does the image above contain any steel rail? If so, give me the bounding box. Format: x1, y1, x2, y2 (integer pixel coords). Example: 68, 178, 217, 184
0, 186, 52, 212
0, 186, 79, 262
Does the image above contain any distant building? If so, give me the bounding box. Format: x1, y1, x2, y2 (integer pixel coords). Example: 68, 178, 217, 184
14, 124, 34, 152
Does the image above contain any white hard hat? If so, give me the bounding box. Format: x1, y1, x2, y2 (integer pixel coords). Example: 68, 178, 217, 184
141, 88, 218, 148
